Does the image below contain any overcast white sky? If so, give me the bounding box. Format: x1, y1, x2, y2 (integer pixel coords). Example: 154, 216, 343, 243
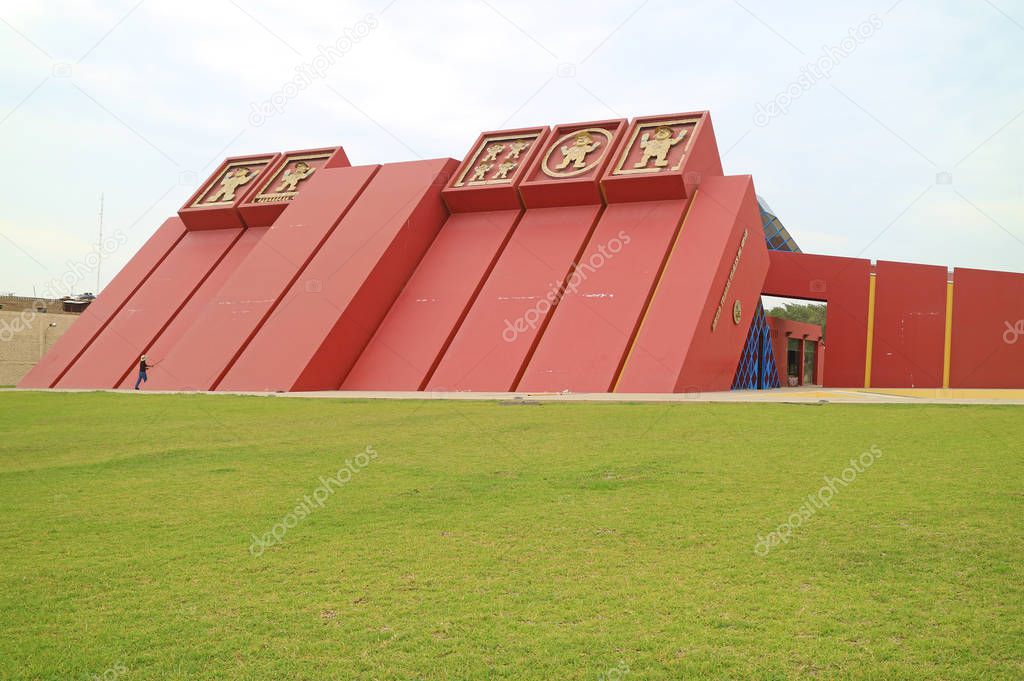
1, 0, 1022, 297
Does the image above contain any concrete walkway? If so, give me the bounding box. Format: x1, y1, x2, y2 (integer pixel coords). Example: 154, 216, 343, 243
4, 386, 1024, 405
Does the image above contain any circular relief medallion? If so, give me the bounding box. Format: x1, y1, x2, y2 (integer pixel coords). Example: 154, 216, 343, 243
541, 127, 614, 178
732, 300, 742, 325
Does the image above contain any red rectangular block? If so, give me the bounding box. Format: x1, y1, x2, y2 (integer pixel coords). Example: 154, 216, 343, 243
762, 252, 872, 388
342, 209, 521, 391
616, 175, 768, 393
179, 153, 279, 230
870, 260, 948, 388
218, 158, 457, 392
426, 204, 603, 392
950, 267, 1024, 388
238, 147, 349, 228
518, 119, 626, 208
442, 127, 548, 212
55, 228, 245, 388
114, 226, 269, 389
517, 199, 689, 392
601, 111, 723, 203
148, 164, 379, 391
17, 217, 186, 389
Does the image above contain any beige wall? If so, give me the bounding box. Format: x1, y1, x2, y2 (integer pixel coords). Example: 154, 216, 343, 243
0, 310, 78, 385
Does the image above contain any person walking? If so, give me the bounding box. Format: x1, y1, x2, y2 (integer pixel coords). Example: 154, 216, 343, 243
135, 354, 156, 390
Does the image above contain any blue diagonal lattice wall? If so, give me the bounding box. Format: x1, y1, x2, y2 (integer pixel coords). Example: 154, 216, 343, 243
732, 300, 781, 390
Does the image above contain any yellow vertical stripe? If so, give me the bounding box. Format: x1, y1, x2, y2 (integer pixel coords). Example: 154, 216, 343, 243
864, 273, 877, 388
942, 280, 954, 388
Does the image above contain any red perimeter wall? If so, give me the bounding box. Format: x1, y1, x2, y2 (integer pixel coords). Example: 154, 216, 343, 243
950, 267, 1024, 388
870, 260, 947, 388
763, 255, 1024, 390
763, 251, 870, 388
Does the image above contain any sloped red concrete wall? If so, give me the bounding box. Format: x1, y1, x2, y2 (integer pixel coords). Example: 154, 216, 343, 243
56, 228, 244, 389
147, 165, 378, 391
218, 158, 457, 392
342, 127, 551, 391
616, 175, 768, 393
342, 210, 521, 391
114, 226, 268, 389
17, 217, 186, 388
517, 199, 689, 392
426, 204, 603, 392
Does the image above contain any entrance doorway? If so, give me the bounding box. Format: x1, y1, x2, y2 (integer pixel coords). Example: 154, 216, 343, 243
763, 297, 826, 387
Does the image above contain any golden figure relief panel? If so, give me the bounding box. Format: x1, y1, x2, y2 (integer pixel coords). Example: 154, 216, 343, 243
541, 128, 614, 179
453, 132, 542, 187
252, 152, 332, 204
192, 159, 272, 207
612, 118, 700, 176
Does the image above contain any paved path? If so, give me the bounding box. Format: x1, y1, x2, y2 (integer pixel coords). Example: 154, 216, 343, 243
4, 386, 1024, 405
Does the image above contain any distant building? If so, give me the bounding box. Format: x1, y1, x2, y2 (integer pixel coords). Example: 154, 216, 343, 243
60, 294, 94, 314
766, 316, 825, 387
0, 295, 87, 385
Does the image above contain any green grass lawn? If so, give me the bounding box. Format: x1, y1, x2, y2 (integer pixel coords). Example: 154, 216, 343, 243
0, 392, 1021, 680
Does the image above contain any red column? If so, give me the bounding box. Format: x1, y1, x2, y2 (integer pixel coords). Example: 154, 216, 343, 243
799, 338, 806, 385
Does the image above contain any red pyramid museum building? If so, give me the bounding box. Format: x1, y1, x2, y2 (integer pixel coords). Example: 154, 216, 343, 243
19, 111, 1024, 393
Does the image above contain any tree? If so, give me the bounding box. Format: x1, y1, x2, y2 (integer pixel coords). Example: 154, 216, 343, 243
766, 302, 827, 339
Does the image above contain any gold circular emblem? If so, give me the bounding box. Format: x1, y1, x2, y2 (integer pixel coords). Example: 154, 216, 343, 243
732, 300, 742, 325
541, 127, 613, 178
